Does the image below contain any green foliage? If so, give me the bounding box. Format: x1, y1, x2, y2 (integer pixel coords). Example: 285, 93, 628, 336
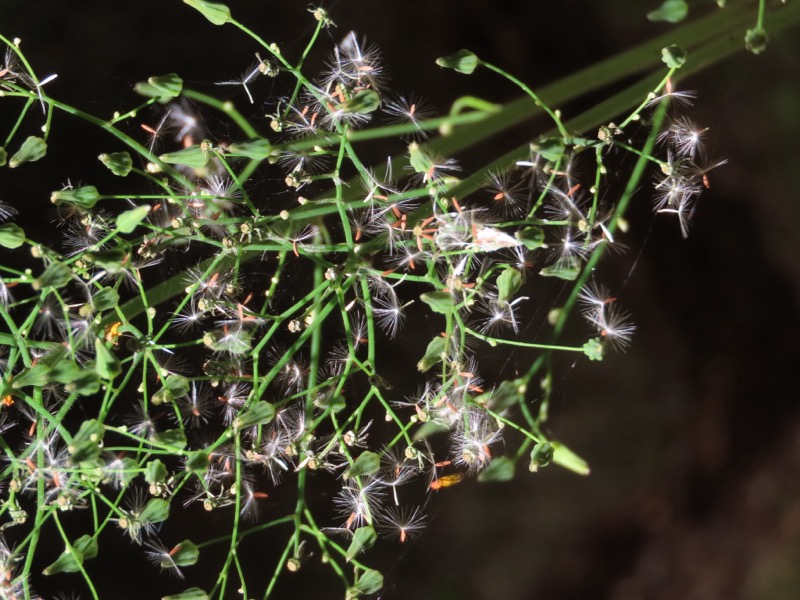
0, 2, 794, 599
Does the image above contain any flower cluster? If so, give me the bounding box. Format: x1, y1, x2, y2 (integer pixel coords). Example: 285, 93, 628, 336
0, 8, 721, 599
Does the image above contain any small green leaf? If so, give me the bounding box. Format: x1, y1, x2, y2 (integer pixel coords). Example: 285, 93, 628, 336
183, 0, 232, 25
539, 256, 580, 281
43, 535, 98, 575
477, 456, 515, 482
517, 226, 545, 251
135, 73, 184, 103
116, 205, 151, 233
9, 136, 47, 168
0, 146, 7, 166
745, 27, 768, 55
0, 223, 25, 249
419, 291, 454, 315
228, 139, 272, 159
583, 338, 604, 361
436, 50, 479, 75
153, 428, 188, 450
33, 262, 72, 290
344, 89, 381, 114
99, 151, 133, 176
346, 526, 377, 562
661, 45, 687, 69
162, 587, 209, 600
160, 145, 210, 170
50, 185, 100, 210
171, 540, 200, 567
496, 267, 522, 304
647, 0, 688, 23
145, 459, 168, 485
529, 442, 554, 472
233, 400, 275, 431
344, 451, 380, 480
551, 441, 590, 475
94, 338, 121, 380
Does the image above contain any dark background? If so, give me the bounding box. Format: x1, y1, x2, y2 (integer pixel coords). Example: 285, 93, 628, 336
2, 1, 800, 599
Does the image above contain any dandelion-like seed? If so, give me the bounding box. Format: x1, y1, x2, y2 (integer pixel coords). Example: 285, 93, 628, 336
376, 505, 427, 542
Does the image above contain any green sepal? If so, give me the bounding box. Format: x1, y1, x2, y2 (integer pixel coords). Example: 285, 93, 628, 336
186, 450, 210, 474
145, 459, 168, 484
152, 428, 188, 450
90, 287, 120, 312
68, 419, 105, 463
42, 535, 98, 575
116, 205, 151, 233
99, 151, 133, 176
50, 185, 100, 210
661, 45, 687, 69
517, 226, 545, 251
412, 421, 450, 441
0, 146, 6, 166
436, 49, 479, 74
171, 540, 200, 567
33, 262, 72, 290
419, 291, 454, 315
745, 27, 768, 55
9, 136, 47, 168
85, 246, 131, 273
551, 441, 590, 475
531, 137, 565, 162
647, 0, 688, 23
135, 73, 184, 102
346, 526, 377, 562
417, 336, 448, 372
228, 139, 272, 159
183, 0, 232, 25
496, 267, 522, 304
350, 568, 384, 596
343, 89, 381, 114
94, 338, 121, 380
0, 223, 25, 249
233, 400, 275, 431
162, 588, 209, 600
139, 497, 170, 525
152, 375, 190, 405
477, 456, 515, 482
583, 338, 604, 361
529, 442, 554, 472
343, 451, 380, 480
160, 145, 210, 169
539, 256, 580, 281
473, 379, 524, 411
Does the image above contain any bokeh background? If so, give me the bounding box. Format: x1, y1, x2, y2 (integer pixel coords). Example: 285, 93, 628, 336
2, 1, 799, 598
